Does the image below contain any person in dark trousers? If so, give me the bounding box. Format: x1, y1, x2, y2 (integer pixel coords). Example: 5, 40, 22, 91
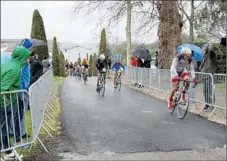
29, 52, 43, 85
155, 51, 158, 68
199, 43, 216, 111
42, 56, 50, 73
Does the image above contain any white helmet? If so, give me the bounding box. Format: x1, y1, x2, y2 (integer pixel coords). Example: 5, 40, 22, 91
181, 47, 192, 55
100, 54, 105, 60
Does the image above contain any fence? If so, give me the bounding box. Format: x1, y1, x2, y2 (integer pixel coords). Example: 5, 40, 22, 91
122, 67, 226, 119
0, 69, 58, 161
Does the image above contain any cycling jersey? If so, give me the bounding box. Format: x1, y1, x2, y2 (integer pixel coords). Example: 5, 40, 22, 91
170, 53, 195, 79
96, 58, 108, 71
112, 62, 125, 71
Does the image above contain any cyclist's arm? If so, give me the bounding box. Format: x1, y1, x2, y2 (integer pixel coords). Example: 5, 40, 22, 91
170, 58, 178, 78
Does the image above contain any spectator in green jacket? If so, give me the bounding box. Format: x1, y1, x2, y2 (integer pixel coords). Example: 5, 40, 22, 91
0, 46, 30, 160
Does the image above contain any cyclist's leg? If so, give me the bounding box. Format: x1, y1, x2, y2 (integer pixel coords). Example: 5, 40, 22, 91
168, 80, 179, 108
181, 72, 190, 102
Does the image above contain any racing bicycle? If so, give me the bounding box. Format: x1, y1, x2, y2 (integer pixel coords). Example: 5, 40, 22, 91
169, 79, 198, 119
97, 68, 106, 97
115, 71, 123, 91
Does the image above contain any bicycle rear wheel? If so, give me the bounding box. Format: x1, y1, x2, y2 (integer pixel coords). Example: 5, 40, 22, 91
176, 91, 189, 119
100, 82, 105, 97
116, 79, 121, 91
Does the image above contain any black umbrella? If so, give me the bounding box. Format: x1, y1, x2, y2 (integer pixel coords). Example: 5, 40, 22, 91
220, 37, 226, 47
130, 48, 150, 60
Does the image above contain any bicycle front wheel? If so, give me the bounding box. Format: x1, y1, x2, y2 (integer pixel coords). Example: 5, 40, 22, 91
176, 91, 189, 119
100, 82, 105, 97
116, 79, 121, 91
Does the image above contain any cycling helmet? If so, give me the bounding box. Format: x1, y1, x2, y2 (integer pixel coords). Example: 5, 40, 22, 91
181, 47, 192, 55
100, 54, 105, 60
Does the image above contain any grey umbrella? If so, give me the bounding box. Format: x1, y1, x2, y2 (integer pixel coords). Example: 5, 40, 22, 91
17, 38, 47, 50
130, 48, 150, 60
30, 38, 47, 47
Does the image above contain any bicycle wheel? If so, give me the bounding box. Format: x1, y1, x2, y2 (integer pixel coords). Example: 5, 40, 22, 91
116, 79, 121, 91
100, 76, 105, 97
176, 91, 189, 119
169, 91, 179, 114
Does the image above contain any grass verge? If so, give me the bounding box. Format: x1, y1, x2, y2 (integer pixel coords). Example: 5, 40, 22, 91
0, 77, 65, 159
22, 76, 64, 159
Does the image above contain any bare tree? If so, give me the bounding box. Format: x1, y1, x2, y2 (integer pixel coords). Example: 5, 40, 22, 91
177, 0, 206, 43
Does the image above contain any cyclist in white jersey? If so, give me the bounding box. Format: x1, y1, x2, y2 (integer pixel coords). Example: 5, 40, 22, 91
168, 47, 199, 109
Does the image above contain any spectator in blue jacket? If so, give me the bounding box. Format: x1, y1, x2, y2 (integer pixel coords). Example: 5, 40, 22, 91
18, 61, 30, 139
18, 39, 32, 140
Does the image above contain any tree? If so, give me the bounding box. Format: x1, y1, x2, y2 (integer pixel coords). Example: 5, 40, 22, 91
93, 53, 98, 76
59, 51, 66, 77
88, 54, 93, 77
126, 0, 132, 67
30, 9, 49, 61
52, 37, 60, 76
157, 1, 183, 69
194, 0, 226, 41
177, 1, 206, 43
99, 28, 107, 55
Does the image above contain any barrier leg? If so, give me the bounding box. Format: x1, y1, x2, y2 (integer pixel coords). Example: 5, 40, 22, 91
37, 137, 49, 153
13, 148, 22, 161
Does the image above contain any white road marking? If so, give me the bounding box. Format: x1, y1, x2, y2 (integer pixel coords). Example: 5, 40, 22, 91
93, 116, 99, 119
162, 121, 174, 124
142, 110, 153, 113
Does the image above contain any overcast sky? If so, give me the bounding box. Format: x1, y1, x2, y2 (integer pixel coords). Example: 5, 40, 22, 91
1, 1, 160, 45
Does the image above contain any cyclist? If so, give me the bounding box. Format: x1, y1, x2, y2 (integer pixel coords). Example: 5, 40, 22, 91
168, 47, 199, 109
95, 54, 108, 92
112, 58, 125, 88
81, 58, 89, 77
106, 55, 112, 75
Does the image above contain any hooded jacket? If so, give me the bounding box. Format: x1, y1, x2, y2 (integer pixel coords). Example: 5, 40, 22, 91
1, 46, 30, 106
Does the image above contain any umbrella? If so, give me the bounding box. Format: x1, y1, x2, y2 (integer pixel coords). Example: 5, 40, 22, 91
130, 48, 150, 61
18, 38, 47, 50
177, 44, 203, 61
1, 52, 11, 65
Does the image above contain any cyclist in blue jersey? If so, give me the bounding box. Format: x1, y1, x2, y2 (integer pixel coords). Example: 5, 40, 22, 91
112, 58, 125, 89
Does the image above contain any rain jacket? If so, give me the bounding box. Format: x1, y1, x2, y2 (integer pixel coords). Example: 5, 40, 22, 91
1, 46, 30, 107
20, 63, 30, 91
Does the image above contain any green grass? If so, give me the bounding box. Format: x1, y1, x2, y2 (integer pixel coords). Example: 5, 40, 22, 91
0, 77, 65, 159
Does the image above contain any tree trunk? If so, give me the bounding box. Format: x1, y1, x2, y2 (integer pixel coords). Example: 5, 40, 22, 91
190, 0, 194, 43
126, 0, 132, 67
157, 1, 182, 69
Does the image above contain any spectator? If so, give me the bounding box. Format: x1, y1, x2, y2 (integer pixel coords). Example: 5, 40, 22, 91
131, 56, 137, 67
69, 62, 74, 76
155, 51, 158, 68
0, 46, 30, 160
17, 60, 30, 140
29, 52, 43, 85
188, 51, 197, 103
199, 43, 217, 111
42, 56, 50, 73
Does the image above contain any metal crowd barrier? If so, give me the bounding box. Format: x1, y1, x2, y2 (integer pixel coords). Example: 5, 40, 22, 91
1, 69, 58, 161
123, 67, 226, 119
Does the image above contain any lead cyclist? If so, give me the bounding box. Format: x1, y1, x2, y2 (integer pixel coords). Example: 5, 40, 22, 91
112, 59, 125, 89
168, 47, 199, 109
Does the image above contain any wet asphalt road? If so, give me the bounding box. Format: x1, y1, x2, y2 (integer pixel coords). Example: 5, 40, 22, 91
60, 77, 226, 155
